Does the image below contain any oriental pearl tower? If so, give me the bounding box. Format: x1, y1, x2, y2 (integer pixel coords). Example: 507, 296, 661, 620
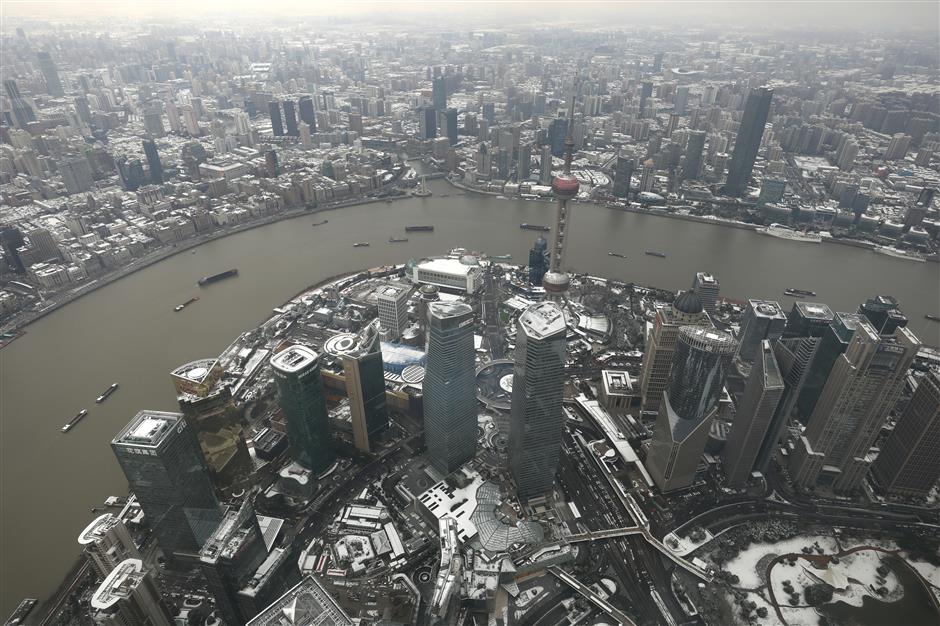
543, 87, 580, 302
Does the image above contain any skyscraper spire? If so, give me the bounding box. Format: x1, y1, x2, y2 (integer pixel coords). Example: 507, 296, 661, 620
543, 81, 580, 301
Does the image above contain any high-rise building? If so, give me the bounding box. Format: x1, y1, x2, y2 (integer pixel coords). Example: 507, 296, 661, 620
539, 144, 553, 185
432, 76, 447, 112
612, 154, 635, 198
78, 514, 141, 579
858, 295, 908, 336
90, 559, 174, 626
268, 101, 284, 136
74, 95, 93, 124
639, 81, 654, 116
884, 133, 912, 160
171, 359, 252, 489
724, 86, 773, 196
164, 99, 182, 133
298, 95, 316, 131
691, 272, 719, 317
4, 79, 36, 128
796, 313, 863, 424
117, 157, 146, 192
111, 410, 222, 556
836, 141, 858, 171
674, 85, 689, 116
646, 327, 737, 492
445, 107, 458, 145
376, 282, 411, 341
143, 105, 165, 138
200, 498, 268, 626
58, 155, 95, 194
182, 104, 200, 136
349, 111, 364, 135
518, 142, 532, 180
142, 138, 163, 185
419, 106, 437, 140
722, 340, 785, 486
279, 101, 296, 137
341, 320, 389, 453
0, 228, 26, 274
737, 300, 787, 362
271, 345, 335, 473
683, 130, 706, 180
528, 235, 548, 286
37, 51, 64, 96
509, 302, 567, 500
639, 291, 712, 414
790, 321, 919, 493
246, 576, 353, 626
27, 227, 61, 262
871, 370, 940, 497
264, 149, 279, 178
548, 117, 568, 158
424, 302, 477, 474
784, 302, 835, 339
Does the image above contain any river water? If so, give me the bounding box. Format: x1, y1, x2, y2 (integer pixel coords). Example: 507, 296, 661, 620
1, 177, 938, 616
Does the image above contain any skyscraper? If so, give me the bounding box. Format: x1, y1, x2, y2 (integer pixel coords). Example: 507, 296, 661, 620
182, 104, 200, 136
376, 282, 411, 341
4, 79, 36, 128
37, 51, 64, 96
298, 95, 316, 131
268, 101, 284, 136
419, 107, 437, 140
445, 107, 458, 145
424, 302, 477, 474
548, 117, 568, 158
858, 295, 908, 336
142, 138, 163, 184
737, 300, 787, 362
283, 99, 299, 136
200, 498, 268, 626
432, 76, 447, 112
646, 327, 737, 492
639, 291, 712, 414
0, 228, 26, 274
539, 144, 553, 185
341, 320, 389, 453
795, 313, 863, 424
509, 302, 567, 500
111, 411, 222, 556
143, 105, 165, 137
528, 235, 548, 286
271, 345, 335, 473
90, 559, 174, 626
789, 320, 919, 493
722, 340, 785, 487
683, 130, 706, 180
784, 302, 835, 339
58, 155, 95, 194
723, 86, 773, 196
78, 514, 142, 579
871, 370, 940, 497
691, 272, 719, 317
612, 154, 635, 198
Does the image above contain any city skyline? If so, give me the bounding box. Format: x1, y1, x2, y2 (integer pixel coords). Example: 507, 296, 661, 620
1, 10, 938, 626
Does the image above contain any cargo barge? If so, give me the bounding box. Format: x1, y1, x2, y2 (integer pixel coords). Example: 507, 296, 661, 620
174, 296, 199, 312
96, 383, 119, 403
61, 409, 88, 433
520, 223, 550, 231
198, 269, 238, 286
645, 250, 667, 258
405, 225, 434, 232
784, 288, 817, 297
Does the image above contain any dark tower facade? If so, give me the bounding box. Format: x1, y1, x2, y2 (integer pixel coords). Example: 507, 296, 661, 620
111, 411, 222, 556
143, 138, 163, 184
268, 101, 284, 136
298, 95, 317, 131
423, 302, 477, 474
271, 345, 335, 473
37, 51, 65, 96
283, 99, 299, 136
724, 86, 773, 196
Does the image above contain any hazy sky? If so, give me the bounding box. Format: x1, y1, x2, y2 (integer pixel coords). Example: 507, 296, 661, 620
1, 0, 938, 31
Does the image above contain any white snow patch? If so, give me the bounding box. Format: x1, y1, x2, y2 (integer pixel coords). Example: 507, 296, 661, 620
721, 535, 840, 589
